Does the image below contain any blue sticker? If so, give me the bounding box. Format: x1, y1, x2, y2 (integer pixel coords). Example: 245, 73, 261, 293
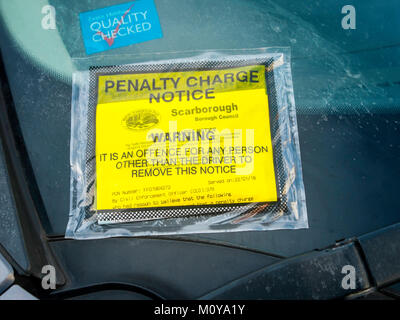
79, 0, 163, 55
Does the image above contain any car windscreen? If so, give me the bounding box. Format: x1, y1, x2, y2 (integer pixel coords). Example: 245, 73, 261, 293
0, 0, 399, 257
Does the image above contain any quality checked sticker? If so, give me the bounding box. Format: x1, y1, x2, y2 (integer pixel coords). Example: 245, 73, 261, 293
95, 65, 278, 211
79, 0, 163, 55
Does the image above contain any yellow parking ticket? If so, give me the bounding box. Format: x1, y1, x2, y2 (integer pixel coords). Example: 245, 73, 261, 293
95, 65, 278, 211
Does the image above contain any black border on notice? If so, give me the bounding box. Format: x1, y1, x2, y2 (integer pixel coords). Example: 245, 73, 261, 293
85, 58, 288, 224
